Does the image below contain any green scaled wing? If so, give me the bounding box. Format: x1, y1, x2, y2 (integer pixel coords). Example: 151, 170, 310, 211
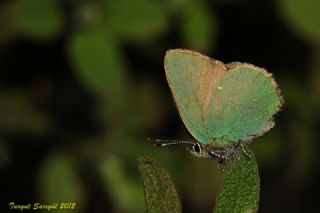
165, 49, 228, 144
165, 49, 283, 147
204, 63, 283, 145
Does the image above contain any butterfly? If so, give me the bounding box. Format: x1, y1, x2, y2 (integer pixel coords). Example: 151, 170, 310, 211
151, 49, 283, 164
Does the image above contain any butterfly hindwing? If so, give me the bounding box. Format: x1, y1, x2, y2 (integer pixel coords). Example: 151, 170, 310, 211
204, 63, 283, 145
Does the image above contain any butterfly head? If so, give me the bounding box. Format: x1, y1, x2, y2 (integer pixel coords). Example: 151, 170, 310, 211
148, 138, 206, 157
187, 142, 205, 158
148, 138, 238, 159
187, 142, 220, 158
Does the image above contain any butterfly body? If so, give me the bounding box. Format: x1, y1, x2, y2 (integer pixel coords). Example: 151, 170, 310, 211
187, 140, 238, 159
158, 49, 283, 160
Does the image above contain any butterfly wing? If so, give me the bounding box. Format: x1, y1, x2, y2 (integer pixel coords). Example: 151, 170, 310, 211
204, 63, 283, 145
164, 49, 228, 144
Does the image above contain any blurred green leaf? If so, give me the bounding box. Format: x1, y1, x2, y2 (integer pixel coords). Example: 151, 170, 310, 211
0, 92, 50, 135
100, 154, 144, 213
12, 0, 64, 39
0, 3, 15, 46
104, 0, 168, 41
136, 155, 182, 213
38, 152, 84, 213
310, 47, 320, 109
69, 28, 126, 105
214, 148, 260, 213
181, 2, 216, 52
279, 0, 320, 42
117, 80, 166, 135
72, 3, 104, 28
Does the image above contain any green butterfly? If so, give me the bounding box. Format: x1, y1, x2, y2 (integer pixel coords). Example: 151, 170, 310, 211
153, 49, 283, 163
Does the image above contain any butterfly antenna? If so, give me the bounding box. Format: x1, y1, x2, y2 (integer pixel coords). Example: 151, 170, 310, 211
147, 138, 194, 147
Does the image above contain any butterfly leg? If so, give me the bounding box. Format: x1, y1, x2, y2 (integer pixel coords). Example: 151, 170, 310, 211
217, 158, 226, 171
209, 149, 231, 160
240, 144, 252, 159
209, 149, 231, 172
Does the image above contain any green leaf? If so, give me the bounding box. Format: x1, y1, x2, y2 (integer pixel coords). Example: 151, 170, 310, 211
38, 152, 84, 212
214, 148, 260, 213
181, 3, 216, 52
279, 0, 320, 42
100, 154, 145, 213
68, 28, 126, 105
12, 0, 64, 39
136, 155, 182, 213
104, 0, 168, 41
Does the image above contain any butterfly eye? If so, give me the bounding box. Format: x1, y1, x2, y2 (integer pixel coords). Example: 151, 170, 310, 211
193, 143, 201, 153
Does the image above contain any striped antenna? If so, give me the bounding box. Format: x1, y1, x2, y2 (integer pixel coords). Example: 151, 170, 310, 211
147, 138, 195, 147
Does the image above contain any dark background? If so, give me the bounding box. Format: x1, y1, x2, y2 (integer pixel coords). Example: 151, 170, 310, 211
0, 0, 319, 212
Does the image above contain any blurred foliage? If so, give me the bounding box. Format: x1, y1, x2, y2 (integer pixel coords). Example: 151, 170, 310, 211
12, 0, 64, 39
100, 154, 144, 213
38, 151, 85, 213
0, 0, 319, 212
68, 28, 126, 105
0, 92, 50, 135
103, 0, 168, 41
279, 0, 320, 43
181, 1, 216, 53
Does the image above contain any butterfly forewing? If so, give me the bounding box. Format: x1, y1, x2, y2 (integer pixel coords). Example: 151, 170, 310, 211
164, 49, 227, 144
